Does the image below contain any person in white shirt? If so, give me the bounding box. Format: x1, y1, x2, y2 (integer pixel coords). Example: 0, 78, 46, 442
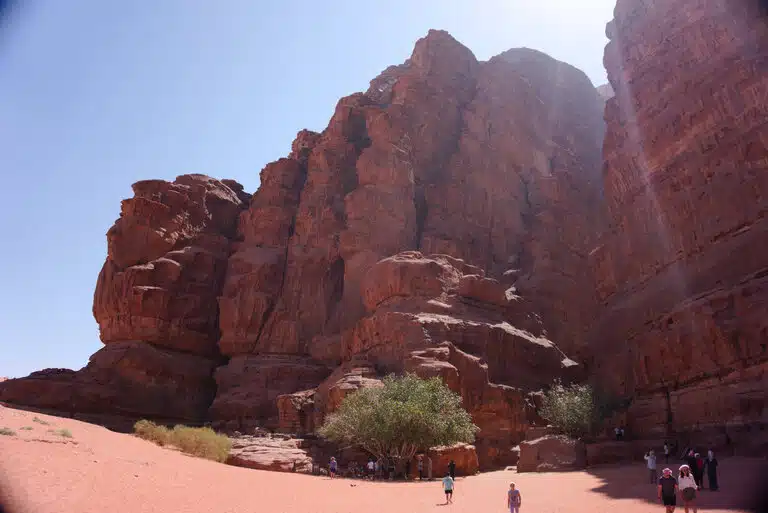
678, 464, 698, 513
644, 450, 658, 483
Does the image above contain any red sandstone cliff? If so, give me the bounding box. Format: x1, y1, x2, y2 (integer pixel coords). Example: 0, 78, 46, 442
0, 175, 248, 426
0, 31, 606, 468
590, 0, 768, 448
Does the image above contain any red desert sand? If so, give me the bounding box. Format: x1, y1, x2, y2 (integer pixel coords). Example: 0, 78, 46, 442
0, 405, 763, 513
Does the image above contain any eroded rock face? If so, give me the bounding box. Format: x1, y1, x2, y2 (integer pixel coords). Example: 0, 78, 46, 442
590, 0, 768, 438
207, 31, 604, 451
271, 252, 578, 469
0, 176, 248, 423
2, 31, 605, 469
517, 435, 586, 473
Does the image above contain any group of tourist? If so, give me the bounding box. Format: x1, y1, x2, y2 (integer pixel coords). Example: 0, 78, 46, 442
651, 446, 719, 513
327, 455, 457, 482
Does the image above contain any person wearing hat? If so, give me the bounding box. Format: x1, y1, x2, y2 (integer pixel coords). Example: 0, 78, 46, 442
678, 464, 698, 513
657, 467, 678, 512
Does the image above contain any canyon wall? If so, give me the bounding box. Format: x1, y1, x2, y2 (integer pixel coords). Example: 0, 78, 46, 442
590, 0, 768, 444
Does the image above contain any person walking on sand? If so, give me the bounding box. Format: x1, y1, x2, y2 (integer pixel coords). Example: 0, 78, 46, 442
507, 482, 522, 513
329, 457, 338, 479
417, 454, 424, 480
442, 472, 455, 504
705, 450, 719, 491
645, 449, 658, 483
658, 467, 678, 513
448, 459, 456, 479
678, 464, 698, 513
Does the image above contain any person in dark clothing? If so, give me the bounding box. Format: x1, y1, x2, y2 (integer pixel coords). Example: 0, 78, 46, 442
693, 453, 704, 488
657, 467, 678, 513
448, 460, 456, 480
705, 451, 719, 491
685, 450, 697, 471
405, 459, 411, 480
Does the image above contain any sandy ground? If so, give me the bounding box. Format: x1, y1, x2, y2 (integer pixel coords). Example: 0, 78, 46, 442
1, 405, 765, 513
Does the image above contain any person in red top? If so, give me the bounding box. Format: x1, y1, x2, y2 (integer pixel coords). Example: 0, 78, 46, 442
694, 453, 704, 488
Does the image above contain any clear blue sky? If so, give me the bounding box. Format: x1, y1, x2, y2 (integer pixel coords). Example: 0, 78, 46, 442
0, 0, 615, 378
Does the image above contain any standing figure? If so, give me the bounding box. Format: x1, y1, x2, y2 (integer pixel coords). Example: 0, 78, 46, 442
705, 451, 719, 491
329, 457, 338, 479
645, 450, 658, 484
507, 482, 522, 513
442, 473, 455, 504
658, 468, 678, 513
448, 459, 456, 479
678, 464, 698, 513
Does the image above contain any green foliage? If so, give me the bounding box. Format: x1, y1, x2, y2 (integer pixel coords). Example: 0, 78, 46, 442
32, 416, 50, 426
0, 427, 16, 436
134, 419, 171, 446
540, 380, 596, 438
319, 373, 478, 465
134, 420, 231, 463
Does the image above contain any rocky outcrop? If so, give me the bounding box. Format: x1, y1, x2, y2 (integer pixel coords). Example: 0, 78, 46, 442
1, 30, 606, 469
0, 176, 248, 424
590, 0, 768, 439
426, 443, 480, 476
272, 252, 578, 469
207, 30, 605, 454
517, 435, 586, 473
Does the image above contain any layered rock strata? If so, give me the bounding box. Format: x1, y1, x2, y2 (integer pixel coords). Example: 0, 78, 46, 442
0, 175, 248, 425
1, 31, 606, 469
590, 0, 768, 439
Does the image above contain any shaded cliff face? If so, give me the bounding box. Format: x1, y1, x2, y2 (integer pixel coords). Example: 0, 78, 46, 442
591, 0, 768, 441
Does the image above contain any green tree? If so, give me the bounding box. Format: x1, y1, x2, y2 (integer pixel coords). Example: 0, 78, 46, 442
319, 373, 478, 468
539, 380, 596, 438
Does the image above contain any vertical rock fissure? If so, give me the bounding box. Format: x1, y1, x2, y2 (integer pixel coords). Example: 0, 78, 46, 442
253, 164, 310, 351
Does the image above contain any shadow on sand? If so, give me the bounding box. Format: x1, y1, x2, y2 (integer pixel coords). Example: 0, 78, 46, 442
585, 457, 768, 512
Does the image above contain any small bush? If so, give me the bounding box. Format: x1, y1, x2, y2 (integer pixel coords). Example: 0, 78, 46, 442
20, 426, 33, 431
32, 416, 50, 426
134, 420, 171, 446
54, 429, 73, 438
540, 380, 596, 438
169, 425, 231, 463
0, 427, 16, 436
133, 420, 231, 463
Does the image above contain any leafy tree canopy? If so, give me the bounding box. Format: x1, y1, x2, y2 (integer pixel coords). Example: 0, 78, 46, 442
319, 373, 478, 465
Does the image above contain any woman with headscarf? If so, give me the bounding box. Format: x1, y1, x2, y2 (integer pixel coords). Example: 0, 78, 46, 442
705, 450, 719, 491
678, 464, 698, 513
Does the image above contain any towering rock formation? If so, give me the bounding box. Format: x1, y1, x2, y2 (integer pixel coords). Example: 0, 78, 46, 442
591, 0, 768, 443
0, 175, 248, 427
0, 31, 607, 468
209, 32, 606, 469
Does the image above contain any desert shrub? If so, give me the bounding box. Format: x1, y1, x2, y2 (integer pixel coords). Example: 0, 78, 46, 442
319, 373, 478, 468
134, 420, 171, 446
0, 427, 16, 436
32, 416, 50, 425
133, 420, 231, 463
20, 426, 33, 431
168, 425, 232, 463
54, 428, 73, 438
540, 380, 596, 438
